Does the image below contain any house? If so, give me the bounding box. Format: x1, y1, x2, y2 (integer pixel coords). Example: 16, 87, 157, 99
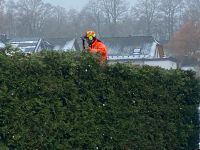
0, 34, 9, 43
44, 38, 80, 51
9, 38, 49, 54
0, 41, 5, 49
100, 36, 177, 69
0, 34, 7, 49
100, 36, 164, 59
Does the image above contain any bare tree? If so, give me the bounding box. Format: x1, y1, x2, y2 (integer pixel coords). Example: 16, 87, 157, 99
159, 0, 183, 40
84, 0, 103, 36
0, 0, 5, 33
66, 9, 81, 37
184, 0, 200, 22
0, 0, 4, 14
99, 0, 129, 36
45, 6, 68, 37
133, 0, 158, 35
4, 0, 17, 36
16, 0, 53, 37
0, 0, 196, 41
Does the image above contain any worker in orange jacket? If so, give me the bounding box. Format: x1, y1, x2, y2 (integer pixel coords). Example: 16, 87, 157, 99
83, 31, 108, 63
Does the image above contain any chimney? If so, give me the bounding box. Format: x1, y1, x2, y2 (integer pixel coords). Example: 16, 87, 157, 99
0, 34, 8, 43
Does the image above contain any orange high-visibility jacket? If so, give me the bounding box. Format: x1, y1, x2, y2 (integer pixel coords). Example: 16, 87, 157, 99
88, 39, 108, 63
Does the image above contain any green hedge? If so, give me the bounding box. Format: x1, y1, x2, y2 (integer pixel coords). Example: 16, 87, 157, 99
0, 48, 199, 150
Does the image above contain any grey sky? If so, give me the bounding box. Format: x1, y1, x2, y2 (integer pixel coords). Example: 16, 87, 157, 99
43, 0, 135, 10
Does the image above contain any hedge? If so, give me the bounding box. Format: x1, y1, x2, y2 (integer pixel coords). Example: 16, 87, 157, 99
0, 48, 199, 150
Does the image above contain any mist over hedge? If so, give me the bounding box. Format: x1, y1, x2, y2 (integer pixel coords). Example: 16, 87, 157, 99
0, 49, 199, 150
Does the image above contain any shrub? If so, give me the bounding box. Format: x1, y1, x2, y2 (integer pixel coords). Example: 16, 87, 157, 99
0, 48, 199, 150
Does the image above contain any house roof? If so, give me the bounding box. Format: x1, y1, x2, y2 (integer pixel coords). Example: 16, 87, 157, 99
44, 38, 80, 51
100, 36, 159, 58
9, 38, 42, 53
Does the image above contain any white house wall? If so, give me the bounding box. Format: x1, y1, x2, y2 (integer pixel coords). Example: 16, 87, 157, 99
144, 60, 177, 69
108, 59, 178, 70
149, 42, 158, 58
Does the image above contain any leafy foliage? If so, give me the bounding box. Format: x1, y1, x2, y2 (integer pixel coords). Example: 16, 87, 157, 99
0, 48, 199, 150
167, 21, 200, 57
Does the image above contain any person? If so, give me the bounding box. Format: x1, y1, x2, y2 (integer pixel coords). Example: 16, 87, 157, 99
83, 31, 108, 63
